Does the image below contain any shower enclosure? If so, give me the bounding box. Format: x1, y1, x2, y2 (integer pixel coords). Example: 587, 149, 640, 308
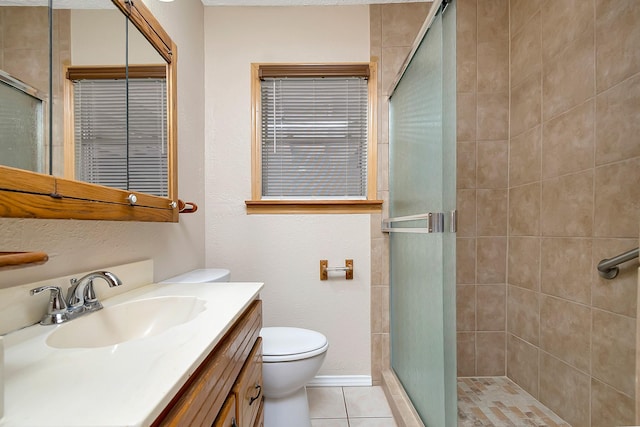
0, 72, 45, 173
385, 1, 457, 425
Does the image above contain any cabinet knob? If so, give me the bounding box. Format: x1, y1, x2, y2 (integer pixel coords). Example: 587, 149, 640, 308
127, 194, 137, 205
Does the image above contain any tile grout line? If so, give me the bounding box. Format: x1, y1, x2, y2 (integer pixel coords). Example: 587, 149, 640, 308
341, 387, 351, 425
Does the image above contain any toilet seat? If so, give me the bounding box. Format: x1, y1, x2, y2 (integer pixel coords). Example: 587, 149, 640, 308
261, 327, 328, 363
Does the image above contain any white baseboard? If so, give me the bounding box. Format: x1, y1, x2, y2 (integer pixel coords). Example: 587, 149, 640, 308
308, 375, 372, 387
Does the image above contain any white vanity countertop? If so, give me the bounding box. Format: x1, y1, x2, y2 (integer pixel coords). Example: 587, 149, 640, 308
0, 281, 263, 427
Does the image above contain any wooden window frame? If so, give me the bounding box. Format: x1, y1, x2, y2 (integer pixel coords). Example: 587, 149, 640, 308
246, 62, 383, 215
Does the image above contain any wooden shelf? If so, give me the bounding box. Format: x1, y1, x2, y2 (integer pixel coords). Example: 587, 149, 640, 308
0, 252, 49, 270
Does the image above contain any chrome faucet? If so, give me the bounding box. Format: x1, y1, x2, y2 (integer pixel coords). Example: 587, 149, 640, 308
30, 271, 122, 325
67, 271, 122, 313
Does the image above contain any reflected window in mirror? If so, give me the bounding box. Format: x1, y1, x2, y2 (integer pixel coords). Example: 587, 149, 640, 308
64, 65, 168, 197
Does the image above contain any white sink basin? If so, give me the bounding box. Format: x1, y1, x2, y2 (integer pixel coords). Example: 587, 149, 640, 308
46, 296, 206, 349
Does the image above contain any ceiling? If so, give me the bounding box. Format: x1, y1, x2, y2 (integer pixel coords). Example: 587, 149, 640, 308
2, 0, 429, 8
201, 0, 428, 6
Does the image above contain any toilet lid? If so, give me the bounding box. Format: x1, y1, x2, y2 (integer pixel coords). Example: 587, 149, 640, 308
260, 327, 328, 362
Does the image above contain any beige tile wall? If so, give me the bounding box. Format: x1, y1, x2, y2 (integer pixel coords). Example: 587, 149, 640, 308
369, 2, 430, 385
373, 2, 639, 425
507, 1, 639, 426
455, 0, 510, 377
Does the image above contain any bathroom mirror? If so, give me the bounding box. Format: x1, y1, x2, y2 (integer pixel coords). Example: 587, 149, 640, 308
0, 0, 178, 222
0, 4, 50, 174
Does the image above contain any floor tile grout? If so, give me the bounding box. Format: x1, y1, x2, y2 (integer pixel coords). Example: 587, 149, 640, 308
309, 386, 397, 426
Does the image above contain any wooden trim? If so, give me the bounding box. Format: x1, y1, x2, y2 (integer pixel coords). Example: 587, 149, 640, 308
0, 167, 177, 222
249, 62, 379, 212
0, 190, 175, 222
167, 44, 178, 204
250, 64, 262, 201
245, 200, 383, 214
258, 63, 371, 79
54, 178, 170, 210
66, 65, 167, 80
63, 69, 75, 180
367, 61, 378, 201
0, 165, 56, 194
111, 0, 174, 64
0, 252, 49, 270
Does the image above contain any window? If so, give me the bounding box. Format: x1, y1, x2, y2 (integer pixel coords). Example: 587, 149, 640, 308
247, 63, 382, 214
65, 66, 168, 197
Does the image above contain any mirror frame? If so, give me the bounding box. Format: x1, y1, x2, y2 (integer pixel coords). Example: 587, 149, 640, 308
0, 0, 178, 222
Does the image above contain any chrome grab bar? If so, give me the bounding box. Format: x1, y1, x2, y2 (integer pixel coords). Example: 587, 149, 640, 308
597, 247, 639, 279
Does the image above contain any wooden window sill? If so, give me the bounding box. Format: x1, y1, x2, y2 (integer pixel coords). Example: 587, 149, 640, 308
245, 200, 383, 214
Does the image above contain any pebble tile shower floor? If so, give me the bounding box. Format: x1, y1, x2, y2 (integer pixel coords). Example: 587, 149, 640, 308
458, 377, 571, 427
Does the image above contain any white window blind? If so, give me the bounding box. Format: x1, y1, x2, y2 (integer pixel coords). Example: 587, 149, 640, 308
73, 77, 167, 197
260, 76, 368, 199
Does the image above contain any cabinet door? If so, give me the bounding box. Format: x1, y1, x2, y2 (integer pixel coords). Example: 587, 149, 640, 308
213, 395, 238, 427
233, 338, 263, 427
252, 399, 264, 427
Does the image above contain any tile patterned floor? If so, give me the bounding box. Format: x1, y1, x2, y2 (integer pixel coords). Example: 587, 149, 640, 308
458, 377, 571, 427
308, 386, 397, 427
308, 377, 571, 427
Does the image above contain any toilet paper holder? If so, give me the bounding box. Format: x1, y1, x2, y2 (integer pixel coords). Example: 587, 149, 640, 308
320, 259, 353, 280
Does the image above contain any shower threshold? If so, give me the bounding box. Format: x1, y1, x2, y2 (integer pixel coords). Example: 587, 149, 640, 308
458, 377, 571, 427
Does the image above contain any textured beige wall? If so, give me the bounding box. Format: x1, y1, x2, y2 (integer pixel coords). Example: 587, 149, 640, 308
0, 0, 206, 327
505, 1, 640, 426
70, 9, 160, 66
369, 2, 431, 386
203, 6, 372, 378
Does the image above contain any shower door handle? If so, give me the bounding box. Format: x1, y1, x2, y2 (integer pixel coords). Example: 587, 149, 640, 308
382, 210, 456, 234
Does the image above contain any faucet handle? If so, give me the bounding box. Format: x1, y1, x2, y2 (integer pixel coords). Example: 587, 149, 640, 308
68, 277, 97, 309
80, 279, 103, 311
30, 285, 69, 325
67, 277, 84, 308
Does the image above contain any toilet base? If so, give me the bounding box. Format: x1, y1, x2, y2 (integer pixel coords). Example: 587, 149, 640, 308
263, 385, 311, 427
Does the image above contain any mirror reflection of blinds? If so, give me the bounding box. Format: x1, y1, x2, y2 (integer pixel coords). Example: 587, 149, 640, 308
73, 78, 167, 197
261, 77, 368, 199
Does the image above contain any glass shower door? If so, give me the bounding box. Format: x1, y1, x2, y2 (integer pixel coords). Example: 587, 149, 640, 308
388, 1, 456, 426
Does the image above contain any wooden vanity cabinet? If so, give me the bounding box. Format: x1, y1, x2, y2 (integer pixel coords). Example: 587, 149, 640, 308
212, 395, 237, 427
152, 299, 263, 427
232, 337, 263, 426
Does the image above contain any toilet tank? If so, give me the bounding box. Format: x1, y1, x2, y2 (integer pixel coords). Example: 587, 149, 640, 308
160, 268, 231, 283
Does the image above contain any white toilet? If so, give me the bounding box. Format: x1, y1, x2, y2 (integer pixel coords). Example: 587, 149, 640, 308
162, 269, 329, 427
160, 268, 231, 283
260, 327, 328, 427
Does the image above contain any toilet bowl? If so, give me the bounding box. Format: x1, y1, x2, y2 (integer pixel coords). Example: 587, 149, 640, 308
161, 269, 328, 427
160, 268, 230, 283
260, 327, 328, 427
